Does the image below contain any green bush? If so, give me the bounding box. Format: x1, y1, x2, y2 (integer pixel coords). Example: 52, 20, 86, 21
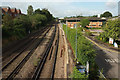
85, 31, 93, 36
70, 67, 88, 79
63, 24, 98, 79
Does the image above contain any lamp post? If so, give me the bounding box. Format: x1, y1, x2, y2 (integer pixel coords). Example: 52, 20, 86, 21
75, 18, 77, 60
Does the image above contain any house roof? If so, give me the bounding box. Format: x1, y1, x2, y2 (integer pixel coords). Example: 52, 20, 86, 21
17, 9, 21, 14
11, 8, 17, 13
65, 17, 84, 20
2, 7, 10, 12
66, 17, 107, 21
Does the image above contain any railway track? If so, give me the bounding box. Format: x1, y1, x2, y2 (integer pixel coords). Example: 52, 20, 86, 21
2, 27, 47, 61
2, 27, 49, 69
32, 24, 59, 80
51, 25, 59, 79
2, 27, 52, 79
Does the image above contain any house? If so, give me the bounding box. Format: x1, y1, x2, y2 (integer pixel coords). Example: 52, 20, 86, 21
2, 7, 12, 16
66, 17, 82, 28
86, 17, 106, 28
1, 6, 22, 18
10, 8, 18, 18
17, 9, 21, 14
66, 17, 106, 28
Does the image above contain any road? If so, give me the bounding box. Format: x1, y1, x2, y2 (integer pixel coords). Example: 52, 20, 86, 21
85, 36, 120, 79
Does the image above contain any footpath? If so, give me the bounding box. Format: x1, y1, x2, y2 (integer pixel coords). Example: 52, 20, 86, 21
84, 35, 120, 64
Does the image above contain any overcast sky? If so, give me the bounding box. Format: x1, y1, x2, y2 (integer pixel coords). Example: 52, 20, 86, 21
1, 0, 119, 18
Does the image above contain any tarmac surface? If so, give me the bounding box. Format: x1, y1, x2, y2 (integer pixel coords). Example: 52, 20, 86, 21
85, 36, 120, 79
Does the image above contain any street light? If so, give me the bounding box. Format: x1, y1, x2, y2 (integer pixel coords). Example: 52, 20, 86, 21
75, 18, 77, 60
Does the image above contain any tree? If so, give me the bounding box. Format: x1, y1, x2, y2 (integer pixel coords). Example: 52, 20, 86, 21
92, 15, 97, 17
80, 19, 90, 28
17, 15, 32, 34
3, 14, 13, 28
100, 19, 120, 40
100, 11, 112, 18
27, 5, 33, 15
41, 8, 53, 22
34, 8, 42, 14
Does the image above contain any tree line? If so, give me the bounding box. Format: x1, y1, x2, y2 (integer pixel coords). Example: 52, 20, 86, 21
2, 5, 54, 45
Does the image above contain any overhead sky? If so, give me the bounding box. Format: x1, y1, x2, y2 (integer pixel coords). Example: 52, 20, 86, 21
1, 0, 119, 18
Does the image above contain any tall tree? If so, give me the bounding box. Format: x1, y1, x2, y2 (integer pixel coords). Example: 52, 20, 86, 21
100, 11, 112, 18
41, 8, 53, 22
34, 8, 42, 14
101, 19, 120, 40
80, 19, 90, 28
27, 5, 33, 15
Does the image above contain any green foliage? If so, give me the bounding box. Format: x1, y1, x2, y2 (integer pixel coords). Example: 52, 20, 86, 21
14, 15, 32, 34
34, 8, 42, 14
63, 24, 96, 65
40, 8, 53, 22
80, 19, 90, 28
34, 8, 53, 23
27, 5, 33, 15
92, 15, 98, 17
77, 36, 96, 65
70, 67, 88, 79
3, 14, 13, 27
99, 19, 120, 41
63, 24, 98, 79
2, 5, 54, 46
29, 14, 47, 29
89, 62, 99, 79
60, 19, 66, 23
100, 11, 112, 18
85, 31, 93, 36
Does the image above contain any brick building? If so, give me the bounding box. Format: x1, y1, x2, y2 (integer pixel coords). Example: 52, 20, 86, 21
66, 17, 106, 28
1, 6, 22, 18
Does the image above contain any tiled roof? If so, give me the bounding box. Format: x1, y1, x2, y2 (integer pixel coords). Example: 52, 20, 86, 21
11, 8, 16, 13
66, 17, 107, 21
17, 9, 21, 14
2, 7, 9, 12
65, 17, 84, 20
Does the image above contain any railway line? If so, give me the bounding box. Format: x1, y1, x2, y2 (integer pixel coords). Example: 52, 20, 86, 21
32, 24, 59, 80
2, 26, 52, 79
2, 27, 47, 61
2, 27, 48, 68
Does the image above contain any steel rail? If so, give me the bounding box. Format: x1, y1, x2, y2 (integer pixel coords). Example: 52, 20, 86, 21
50, 25, 59, 80
2, 27, 48, 71
5, 27, 51, 79
2, 27, 46, 54
32, 26, 56, 80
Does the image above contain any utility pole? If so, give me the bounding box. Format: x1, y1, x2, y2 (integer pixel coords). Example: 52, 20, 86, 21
76, 18, 77, 60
